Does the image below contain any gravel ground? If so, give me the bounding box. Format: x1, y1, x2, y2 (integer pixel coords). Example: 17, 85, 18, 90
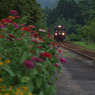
55, 65, 88, 95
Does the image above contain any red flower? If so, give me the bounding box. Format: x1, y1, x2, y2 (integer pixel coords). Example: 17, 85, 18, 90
1, 19, 7, 23
47, 33, 51, 38
21, 33, 26, 37
48, 33, 51, 35
0, 35, 4, 38
40, 52, 52, 59
48, 34, 51, 38
50, 42, 55, 46
7, 36, 13, 41
1, 18, 12, 23
21, 27, 31, 32
6, 18, 12, 23
7, 34, 16, 41
8, 34, 16, 39
47, 53, 52, 58
39, 36, 43, 39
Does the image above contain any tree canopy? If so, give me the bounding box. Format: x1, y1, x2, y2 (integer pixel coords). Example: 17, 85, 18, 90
0, 0, 43, 24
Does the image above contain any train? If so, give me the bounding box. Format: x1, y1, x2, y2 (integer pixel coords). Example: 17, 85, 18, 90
54, 25, 66, 42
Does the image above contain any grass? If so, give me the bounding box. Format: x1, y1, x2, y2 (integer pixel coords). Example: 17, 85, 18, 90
72, 41, 95, 51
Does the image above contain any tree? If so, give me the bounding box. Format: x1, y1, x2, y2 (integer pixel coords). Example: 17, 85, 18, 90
78, 0, 95, 22
0, 0, 43, 24
46, 8, 58, 25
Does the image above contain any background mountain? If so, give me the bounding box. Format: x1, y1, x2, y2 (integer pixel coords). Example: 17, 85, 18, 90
37, 0, 59, 8
37, 0, 79, 8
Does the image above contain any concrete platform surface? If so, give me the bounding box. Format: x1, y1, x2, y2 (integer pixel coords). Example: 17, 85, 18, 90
55, 48, 95, 95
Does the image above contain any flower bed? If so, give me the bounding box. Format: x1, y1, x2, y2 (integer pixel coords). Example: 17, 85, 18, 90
0, 10, 66, 95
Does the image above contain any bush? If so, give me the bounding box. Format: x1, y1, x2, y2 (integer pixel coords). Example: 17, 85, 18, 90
69, 33, 81, 41
0, 10, 66, 95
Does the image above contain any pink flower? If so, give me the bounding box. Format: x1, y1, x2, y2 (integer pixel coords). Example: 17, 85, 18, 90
0, 23, 5, 28
48, 29, 51, 31
30, 33, 35, 36
14, 24, 18, 28
55, 63, 59, 68
10, 10, 18, 15
31, 37, 35, 42
15, 16, 20, 19
13, 23, 18, 28
31, 57, 42, 63
20, 24, 25, 27
51, 46, 54, 48
23, 60, 34, 69
57, 49, 62, 53
31, 37, 41, 44
60, 58, 66, 63
57, 45, 60, 48
37, 46, 41, 49
48, 45, 50, 47
31, 57, 37, 61
55, 55, 58, 57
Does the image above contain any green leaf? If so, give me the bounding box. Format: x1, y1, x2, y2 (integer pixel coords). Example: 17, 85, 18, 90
32, 44, 37, 51
35, 76, 43, 88
44, 85, 56, 95
21, 76, 30, 83
30, 68, 38, 78
39, 91, 44, 95
20, 52, 28, 63
3, 67, 15, 77
26, 81, 34, 92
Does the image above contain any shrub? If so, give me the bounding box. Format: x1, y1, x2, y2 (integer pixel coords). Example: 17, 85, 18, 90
0, 10, 66, 95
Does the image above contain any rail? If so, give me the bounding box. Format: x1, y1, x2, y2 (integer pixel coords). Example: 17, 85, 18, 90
56, 41, 95, 63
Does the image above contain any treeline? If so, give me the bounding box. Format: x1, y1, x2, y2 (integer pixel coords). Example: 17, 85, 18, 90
45, 0, 95, 43
0, 0, 47, 29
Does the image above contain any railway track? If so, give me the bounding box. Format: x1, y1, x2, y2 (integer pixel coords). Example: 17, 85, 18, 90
56, 41, 95, 63
50, 35, 95, 62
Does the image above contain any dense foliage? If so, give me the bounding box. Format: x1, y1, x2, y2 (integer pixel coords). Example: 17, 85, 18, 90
0, 10, 66, 95
0, 0, 43, 25
45, 0, 95, 43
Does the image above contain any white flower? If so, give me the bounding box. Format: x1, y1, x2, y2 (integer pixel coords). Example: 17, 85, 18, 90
39, 29, 46, 32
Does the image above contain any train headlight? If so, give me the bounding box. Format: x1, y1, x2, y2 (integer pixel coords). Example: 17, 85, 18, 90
62, 32, 65, 36
55, 33, 57, 36
58, 25, 61, 28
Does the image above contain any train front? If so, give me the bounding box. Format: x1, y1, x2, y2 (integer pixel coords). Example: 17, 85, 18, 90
54, 25, 66, 42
